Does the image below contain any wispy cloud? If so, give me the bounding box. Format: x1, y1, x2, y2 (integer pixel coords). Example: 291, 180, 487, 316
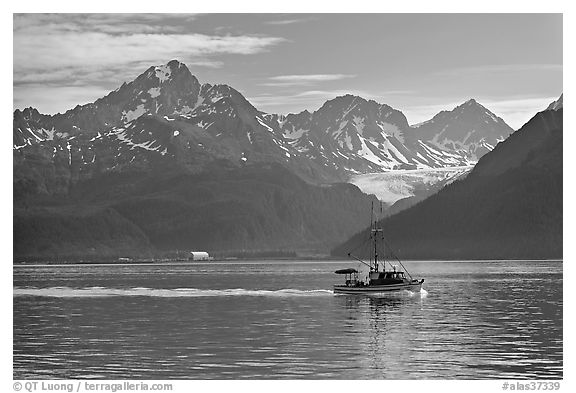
185, 60, 225, 69
433, 63, 562, 77
13, 14, 198, 35
14, 31, 285, 72
13, 14, 287, 112
292, 89, 412, 98
262, 74, 356, 87
269, 74, 356, 82
264, 16, 316, 26
248, 89, 411, 114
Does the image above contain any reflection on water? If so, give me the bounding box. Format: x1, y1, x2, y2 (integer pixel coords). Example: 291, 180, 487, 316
13, 261, 562, 379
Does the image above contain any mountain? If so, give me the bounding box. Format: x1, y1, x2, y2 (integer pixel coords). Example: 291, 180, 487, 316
332, 98, 563, 260
275, 95, 416, 173
14, 61, 201, 147
410, 99, 514, 161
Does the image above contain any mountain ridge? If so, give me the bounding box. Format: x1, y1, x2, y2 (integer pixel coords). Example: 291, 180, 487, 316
14, 60, 516, 189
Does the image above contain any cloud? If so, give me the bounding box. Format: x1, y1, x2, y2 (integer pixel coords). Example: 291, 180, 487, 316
433, 64, 562, 78
264, 16, 317, 25
264, 18, 311, 25
14, 32, 285, 72
293, 89, 412, 98
292, 90, 370, 98
247, 89, 411, 114
269, 74, 356, 82
261, 74, 356, 87
13, 14, 198, 35
14, 14, 285, 88
185, 60, 225, 69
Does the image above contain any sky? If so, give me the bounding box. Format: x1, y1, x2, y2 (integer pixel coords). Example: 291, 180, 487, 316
13, 13, 563, 129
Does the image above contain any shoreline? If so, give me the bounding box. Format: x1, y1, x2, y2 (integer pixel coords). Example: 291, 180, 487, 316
12, 258, 564, 268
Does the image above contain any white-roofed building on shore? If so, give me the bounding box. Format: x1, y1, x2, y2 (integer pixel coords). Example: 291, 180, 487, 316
189, 251, 210, 261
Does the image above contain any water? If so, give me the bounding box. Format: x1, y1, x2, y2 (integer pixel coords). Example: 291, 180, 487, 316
13, 260, 563, 379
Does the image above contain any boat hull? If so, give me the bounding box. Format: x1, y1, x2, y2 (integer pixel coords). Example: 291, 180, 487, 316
333, 280, 424, 295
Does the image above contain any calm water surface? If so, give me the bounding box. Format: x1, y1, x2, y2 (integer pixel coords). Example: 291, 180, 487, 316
13, 260, 562, 379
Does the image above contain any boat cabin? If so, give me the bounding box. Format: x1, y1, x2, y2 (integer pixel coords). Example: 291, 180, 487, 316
369, 270, 407, 285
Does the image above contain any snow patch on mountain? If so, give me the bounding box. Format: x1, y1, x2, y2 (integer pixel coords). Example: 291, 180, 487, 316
381, 137, 409, 165
111, 128, 163, 152
197, 120, 214, 129
148, 87, 161, 98
333, 120, 348, 138
377, 122, 404, 143
192, 95, 205, 111
123, 104, 147, 122
89, 132, 102, 142
358, 137, 387, 166
256, 116, 274, 133
338, 132, 354, 151
353, 116, 365, 134
154, 65, 172, 83
284, 127, 308, 140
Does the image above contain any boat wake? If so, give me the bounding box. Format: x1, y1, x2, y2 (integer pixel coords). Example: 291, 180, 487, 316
342, 288, 428, 298
420, 288, 429, 298
13, 287, 334, 298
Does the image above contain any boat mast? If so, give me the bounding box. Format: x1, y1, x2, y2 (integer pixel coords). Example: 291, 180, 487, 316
370, 202, 377, 272
381, 201, 385, 273
373, 226, 378, 272
371, 201, 384, 272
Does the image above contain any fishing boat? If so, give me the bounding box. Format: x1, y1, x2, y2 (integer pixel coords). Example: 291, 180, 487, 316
334, 203, 424, 295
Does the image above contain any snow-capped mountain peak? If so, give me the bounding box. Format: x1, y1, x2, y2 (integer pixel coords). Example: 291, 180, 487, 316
143, 60, 187, 82
409, 98, 514, 162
